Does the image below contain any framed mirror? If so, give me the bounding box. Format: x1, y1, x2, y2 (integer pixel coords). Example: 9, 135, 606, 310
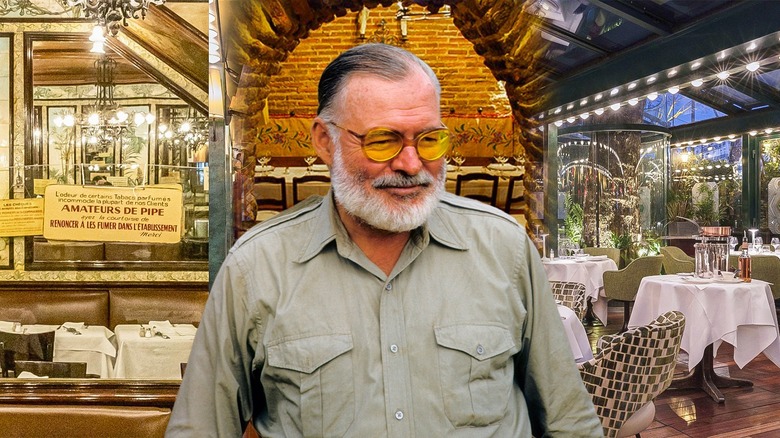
23, 32, 208, 270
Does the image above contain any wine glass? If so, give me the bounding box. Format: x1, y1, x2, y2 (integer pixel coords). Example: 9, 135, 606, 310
257, 155, 271, 173
753, 236, 763, 253
452, 153, 465, 172
728, 236, 739, 253
772, 237, 780, 252
304, 155, 317, 173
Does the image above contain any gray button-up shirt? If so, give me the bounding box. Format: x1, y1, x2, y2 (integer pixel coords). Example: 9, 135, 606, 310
167, 192, 603, 437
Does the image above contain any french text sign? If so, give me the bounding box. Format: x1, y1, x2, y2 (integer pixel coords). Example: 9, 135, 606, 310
43, 185, 184, 243
0, 199, 45, 237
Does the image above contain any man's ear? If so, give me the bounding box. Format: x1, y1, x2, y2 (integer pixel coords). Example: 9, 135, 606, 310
311, 118, 334, 166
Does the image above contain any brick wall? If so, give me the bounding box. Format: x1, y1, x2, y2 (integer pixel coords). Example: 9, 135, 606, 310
266, 5, 508, 118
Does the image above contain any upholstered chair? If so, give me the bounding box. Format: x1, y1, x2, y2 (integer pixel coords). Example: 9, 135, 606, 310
602, 255, 664, 332
583, 247, 621, 268
659, 246, 694, 275
579, 310, 685, 438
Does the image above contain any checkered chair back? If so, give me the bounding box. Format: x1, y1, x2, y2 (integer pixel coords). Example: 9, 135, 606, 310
549, 281, 586, 320
578, 310, 685, 438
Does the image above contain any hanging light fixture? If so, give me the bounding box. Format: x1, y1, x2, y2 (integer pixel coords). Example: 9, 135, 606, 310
75, 54, 154, 148
69, 0, 165, 37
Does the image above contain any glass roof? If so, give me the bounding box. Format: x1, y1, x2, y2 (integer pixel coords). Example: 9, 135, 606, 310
532, 0, 780, 134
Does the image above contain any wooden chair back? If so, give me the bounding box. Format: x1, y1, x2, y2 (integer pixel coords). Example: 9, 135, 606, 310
292, 175, 331, 204
253, 175, 287, 212
0, 330, 55, 377
455, 172, 499, 207
504, 175, 525, 214
14, 360, 87, 378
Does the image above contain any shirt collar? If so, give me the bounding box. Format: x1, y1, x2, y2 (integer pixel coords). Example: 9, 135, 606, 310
296, 191, 469, 264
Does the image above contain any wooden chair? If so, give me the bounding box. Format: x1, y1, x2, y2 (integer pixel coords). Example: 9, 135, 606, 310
659, 246, 694, 274
549, 281, 586, 320
292, 174, 331, 205
455, 172, 499, 207
602, 255, 663, 332
253, 175, 287, 212
504, 175, 525, 214
579, 311, 685, 438
0, 330, 55, 377
14, 360, 87, 378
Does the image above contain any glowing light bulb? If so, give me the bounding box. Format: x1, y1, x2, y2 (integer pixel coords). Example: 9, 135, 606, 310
746, 61, 760, 72
668, 86, 680, 94
610, 103, 621, 111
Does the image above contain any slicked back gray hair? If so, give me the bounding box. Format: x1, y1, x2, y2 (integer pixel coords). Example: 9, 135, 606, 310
317, 43, 441, 122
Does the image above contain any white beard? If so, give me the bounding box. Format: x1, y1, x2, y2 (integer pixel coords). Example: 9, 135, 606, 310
330, 145, 446, 233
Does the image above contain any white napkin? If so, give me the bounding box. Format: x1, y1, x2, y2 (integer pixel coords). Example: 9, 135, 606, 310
149, 320, 175, 337
173, 325, 198, 336
61, 322, 85, 329
0, 321, 15, 332
17, 371, 48, 379
149, 320, 173, 327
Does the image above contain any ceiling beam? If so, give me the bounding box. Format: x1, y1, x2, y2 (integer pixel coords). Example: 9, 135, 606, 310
537, 1, 779, 113
670, 109, 780, 143
588, 0, 672, 36
535, 21, 609, 56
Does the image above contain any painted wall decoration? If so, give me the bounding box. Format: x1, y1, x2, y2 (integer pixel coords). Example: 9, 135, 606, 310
254, 115, 520, 158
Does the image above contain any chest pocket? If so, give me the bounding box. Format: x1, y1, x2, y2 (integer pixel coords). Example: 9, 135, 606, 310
434, 324, 517, 428
267, 333, 355, 437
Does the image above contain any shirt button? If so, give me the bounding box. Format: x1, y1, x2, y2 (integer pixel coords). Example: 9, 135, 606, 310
390, 344, 398, 353
385, 283, 393, 292
476, 344, 485, 355
395, 410, 404, 420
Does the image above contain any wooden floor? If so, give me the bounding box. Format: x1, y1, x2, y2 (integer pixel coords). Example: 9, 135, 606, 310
589, 307, 780, 438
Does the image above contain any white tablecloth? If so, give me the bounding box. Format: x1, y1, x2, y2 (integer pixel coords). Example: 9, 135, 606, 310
629, 274, 780, 371
558, 305, 593, 363
543, 256, 618, 324
445, 165, 523, 210
112, 323, 197, 379
0, 322, 115, 378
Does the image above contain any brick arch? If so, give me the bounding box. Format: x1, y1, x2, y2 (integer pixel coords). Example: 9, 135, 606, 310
228, 0, 546, 233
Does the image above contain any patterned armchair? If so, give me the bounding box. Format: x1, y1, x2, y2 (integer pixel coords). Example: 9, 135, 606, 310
579, 311, 685, 438
549, 281, 586, 320
659, 246, 694, 275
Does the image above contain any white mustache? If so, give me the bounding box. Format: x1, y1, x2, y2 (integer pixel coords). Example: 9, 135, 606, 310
373, 172, 434, 189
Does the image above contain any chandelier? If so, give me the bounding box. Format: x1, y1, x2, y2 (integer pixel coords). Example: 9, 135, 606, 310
78, 54, 154, 148
68, 0, 166, 37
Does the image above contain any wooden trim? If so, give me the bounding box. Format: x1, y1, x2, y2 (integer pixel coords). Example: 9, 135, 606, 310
0, 281, 207, 291
0, 380, 180, 408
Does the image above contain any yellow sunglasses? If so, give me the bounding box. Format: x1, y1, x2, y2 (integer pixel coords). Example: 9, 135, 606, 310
329, 122, 451, 162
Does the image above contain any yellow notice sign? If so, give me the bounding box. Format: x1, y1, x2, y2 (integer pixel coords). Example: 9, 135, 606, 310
0, 198, 45, 237
43, 185, 184, 244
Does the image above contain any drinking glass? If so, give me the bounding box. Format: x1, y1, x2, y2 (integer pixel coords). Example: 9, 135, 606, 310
304, 155, 317, 172
452, 153, 465, 172
772, 237, 780, 252
728, 236, 739, 252
257, 155, 271, 173
754, 236, 763, 253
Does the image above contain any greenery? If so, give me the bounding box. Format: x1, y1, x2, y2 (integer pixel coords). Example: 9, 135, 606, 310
691, 183, 721, 225
563, 195, 583, 246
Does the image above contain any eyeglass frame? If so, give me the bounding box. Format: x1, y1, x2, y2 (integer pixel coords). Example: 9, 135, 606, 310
326, 121, 451, 162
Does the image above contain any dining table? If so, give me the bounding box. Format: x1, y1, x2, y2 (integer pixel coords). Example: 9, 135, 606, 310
445, 164, 523, 210
628, 274, 780, 402
558, 304, 593, 364
112, 322, 197, 379
542, 255, 619, 325
0, 321, 116, 378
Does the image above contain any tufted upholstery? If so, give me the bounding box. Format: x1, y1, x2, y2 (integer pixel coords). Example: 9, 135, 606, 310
660, 246, 694, 275
549, 281, 586, 320
579, 310, 685, 438
109, 289, 209, 329
0, 291, 109, 327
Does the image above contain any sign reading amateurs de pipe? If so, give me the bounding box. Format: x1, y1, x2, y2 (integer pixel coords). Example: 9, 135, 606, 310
43, 184, 184, 244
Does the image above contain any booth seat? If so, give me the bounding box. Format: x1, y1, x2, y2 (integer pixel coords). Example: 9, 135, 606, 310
0, 283, 208, 330
0, 405, 171, 437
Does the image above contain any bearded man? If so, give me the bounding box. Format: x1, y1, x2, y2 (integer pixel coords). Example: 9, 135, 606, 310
167, 43, 602, 438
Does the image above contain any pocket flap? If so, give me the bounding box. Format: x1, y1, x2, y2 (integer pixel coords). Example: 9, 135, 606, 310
435, 324, 515, 361
268, 333, 353, 374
